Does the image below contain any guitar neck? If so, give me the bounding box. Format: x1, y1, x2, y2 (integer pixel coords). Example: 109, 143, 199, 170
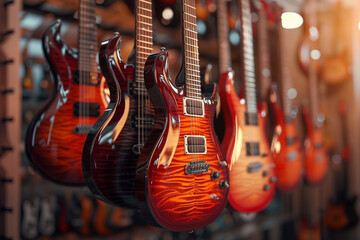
257, 1, 272, 100
239, 0, 257, 113
276, 5, 292, 117
135, 0, 153, 85
306, 0, 319, 124
78, 0, 98, 74
183, 0, 202, 99
217, 0, 231, 73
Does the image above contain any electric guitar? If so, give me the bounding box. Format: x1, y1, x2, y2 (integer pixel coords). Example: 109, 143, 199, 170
218, 0, 275, 213
82, 0, 153, 209
135, 0, 229, 231
324, 101, 358, 230
38, 195, 56, 236
25, 0, 107, 186
299, 0, 328, 185
21, 198, 40, 239
268, 2, 303, 192
297, 0, 320, 75
320, 1, 349, 85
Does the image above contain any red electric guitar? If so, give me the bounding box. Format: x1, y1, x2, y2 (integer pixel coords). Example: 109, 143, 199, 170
82, 0, 153, 209
218, 0, 275, 213
135, 0, 229, 231
25, 0, 107, 186
297, 0, 321, 75
267, 3, 303, 192
301, 3, 328, 184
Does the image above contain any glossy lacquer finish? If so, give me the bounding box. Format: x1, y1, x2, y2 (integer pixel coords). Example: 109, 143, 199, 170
268, 88, 303, 192
136, 51, 229, 231
25, 22, 106, 186
82, 35, 148, 208
302, 105, 328, 184
219, 71, 275, 213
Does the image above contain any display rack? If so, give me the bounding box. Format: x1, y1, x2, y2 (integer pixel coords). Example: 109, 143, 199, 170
1, 0, 22, 239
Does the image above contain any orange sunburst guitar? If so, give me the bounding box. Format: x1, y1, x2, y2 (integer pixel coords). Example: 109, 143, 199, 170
218, 0, 275, 213
320, 1, 349, 84
135, 0, 229, 231
267, 2, 303, 192
25, 0, 107, 186
297, 0, 321, 76
301, 0, 328, 185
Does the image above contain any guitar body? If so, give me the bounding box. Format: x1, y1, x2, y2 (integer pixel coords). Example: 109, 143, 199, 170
25, 22, 106, 186
268, 86, 303, 192
82, 35, 150, 209
324, 202, 348, 230
302, 106, 328, 184
297, 21, 320, 75
324, 196, 358, 230
219, 71, 275, 213
320, 51, 349, 85
136, 51, 229, 231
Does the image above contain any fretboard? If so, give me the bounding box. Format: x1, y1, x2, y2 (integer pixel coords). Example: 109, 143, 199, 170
257, 3, 272, 100
183, 0, 201, 99
217, 0, 231, 73
135, 0, 153, 86
239, 0, 257, 113
78, 0, 98, 75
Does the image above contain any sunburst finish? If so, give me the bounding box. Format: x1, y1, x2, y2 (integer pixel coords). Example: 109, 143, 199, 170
302, 105, 328, 184
219, 72, 275, 213
136, 51, 229, 231
82, 0, 154, 208
25, 21, 106, 186
268, 87, 303, 192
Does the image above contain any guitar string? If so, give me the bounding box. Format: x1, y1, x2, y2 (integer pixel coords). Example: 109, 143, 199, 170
184, 1, 193, 164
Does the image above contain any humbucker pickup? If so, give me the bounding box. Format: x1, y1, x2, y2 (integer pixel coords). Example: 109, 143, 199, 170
183, 97, 204, 117
286, 151, 298, 161
74, 102, 100, 117
246, 142, 260, 156
74, 70, 99, 86
184, 135, 207, 154
286, 137, 296, 146
185, 161, 209, 175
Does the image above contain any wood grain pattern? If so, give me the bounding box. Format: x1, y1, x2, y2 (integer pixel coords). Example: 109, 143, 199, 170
219, 71, 275, 213
136, 51, 229, 231
82, 35, 152, 209
25, 22, 106, 186
268, 87, 303, 192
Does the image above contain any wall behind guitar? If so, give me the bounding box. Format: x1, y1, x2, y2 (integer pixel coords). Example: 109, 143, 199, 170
7, 0, 360, 239
1, 0, 22, 239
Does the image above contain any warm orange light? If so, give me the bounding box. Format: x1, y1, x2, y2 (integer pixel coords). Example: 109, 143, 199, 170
281, 12, 303, 29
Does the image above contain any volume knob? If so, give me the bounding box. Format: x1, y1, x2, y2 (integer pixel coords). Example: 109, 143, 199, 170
219, 180, 229, 189
210, 171, 220, 180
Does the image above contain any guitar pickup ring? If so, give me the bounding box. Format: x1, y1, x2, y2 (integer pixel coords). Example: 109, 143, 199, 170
183, 97, 205, 117
184, 135, 207, 155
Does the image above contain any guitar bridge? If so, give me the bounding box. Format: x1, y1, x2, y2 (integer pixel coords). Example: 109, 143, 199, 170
185, 161, 209, 175
184, 135, 207, 154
